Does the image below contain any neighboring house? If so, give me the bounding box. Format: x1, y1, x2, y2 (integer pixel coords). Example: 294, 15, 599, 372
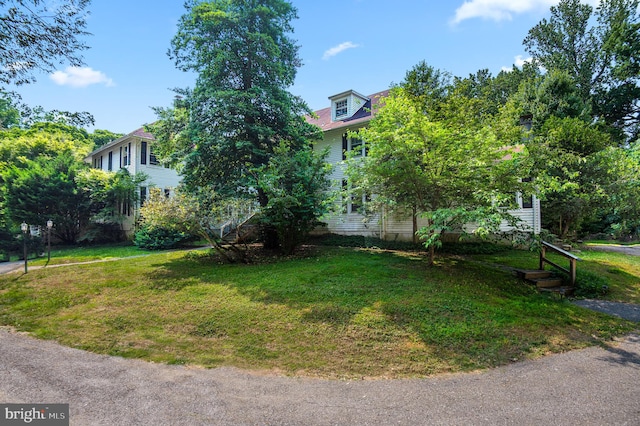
84, 127, 181, 234
306, 89, 541, 242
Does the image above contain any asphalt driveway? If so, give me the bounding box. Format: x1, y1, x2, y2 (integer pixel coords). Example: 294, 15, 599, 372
1, 328, 639, 425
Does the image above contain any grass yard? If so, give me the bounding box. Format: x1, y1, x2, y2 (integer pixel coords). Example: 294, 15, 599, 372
27, 243, 150, 266
470, 245, 640, 304
0, 245, 637, 379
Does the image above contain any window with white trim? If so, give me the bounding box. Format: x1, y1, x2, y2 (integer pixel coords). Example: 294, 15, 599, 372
521, 177, 533, 209
335, 99, 348, 119
350, 137, 365, 157
149, 146, 159, 166
342, 179, 370, 214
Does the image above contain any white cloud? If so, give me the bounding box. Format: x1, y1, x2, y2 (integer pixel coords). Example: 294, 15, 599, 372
501, 55, 533, 71
322, 42, 360, 60
50, 66, 115, 88
451, 0, 601, 25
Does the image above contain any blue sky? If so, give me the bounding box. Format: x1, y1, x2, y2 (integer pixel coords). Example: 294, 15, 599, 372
10, 0, 600, 134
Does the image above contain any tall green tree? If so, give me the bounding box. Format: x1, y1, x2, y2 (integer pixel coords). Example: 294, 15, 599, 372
0, 121, 130, 244
152, 0, 322, 249
2, 153, 91, 243
256, 143, 332, 254
0, 122, 93, 168
0, 0, 90, 87
89, 129, 123, 149
0, 91, 20, 129
527, 116, 617, 237
348, 86, 527, 265
0, 122, 93, 243
455, 64, 542, 116
399, 60, 451, 114
508, 67, 628, 238
524, 0, 640, 142
606, 141, 640, 237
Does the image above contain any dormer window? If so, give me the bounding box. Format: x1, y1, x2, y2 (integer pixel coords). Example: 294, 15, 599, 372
329, 90, 370, 122
335, 99, 348, 118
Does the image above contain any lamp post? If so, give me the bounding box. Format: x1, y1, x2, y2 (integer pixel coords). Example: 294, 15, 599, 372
46, 220, 53, 263
20, 222, 28, 273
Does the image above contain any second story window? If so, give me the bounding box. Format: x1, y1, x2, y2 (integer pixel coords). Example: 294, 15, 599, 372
350, 137, 365, 157
140, 141, 147, 165
343, 134, 366, 159
123, 145, 130, 167
149, 146, 159, 165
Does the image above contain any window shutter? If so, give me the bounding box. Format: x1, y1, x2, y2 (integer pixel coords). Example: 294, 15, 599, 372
342, 134, 348, 160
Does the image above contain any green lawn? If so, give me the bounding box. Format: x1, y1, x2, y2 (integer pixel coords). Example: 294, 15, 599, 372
0, 245, 637, 379
25, 244, 151, 266
470, 246, 640, 304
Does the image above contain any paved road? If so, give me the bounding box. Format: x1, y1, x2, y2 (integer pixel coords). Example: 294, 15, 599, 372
0, 328, 639, 425
0, 260, 23, 275
585, 243, 640, 256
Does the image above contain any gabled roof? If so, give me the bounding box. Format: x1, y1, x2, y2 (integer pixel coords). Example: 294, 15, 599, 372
86, 126, 155, 158
328, 89, 369, 103
306, 89, 390, 132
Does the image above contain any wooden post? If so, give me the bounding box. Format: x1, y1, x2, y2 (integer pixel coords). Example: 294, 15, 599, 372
570, 258, 577, 287
539, 245, 546, 270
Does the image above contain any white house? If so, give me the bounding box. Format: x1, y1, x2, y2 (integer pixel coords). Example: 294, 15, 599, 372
84, 127, 181, 233
306, 89, 542, 242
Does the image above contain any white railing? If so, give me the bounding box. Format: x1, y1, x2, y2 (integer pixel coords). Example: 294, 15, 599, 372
219, 207, 259, 240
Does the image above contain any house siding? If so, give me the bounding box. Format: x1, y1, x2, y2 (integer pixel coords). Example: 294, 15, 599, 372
85, 128, 181, 234
310, 89, 542, 242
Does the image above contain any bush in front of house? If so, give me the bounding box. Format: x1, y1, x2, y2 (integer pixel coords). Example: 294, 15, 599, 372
134, 225, 195, 250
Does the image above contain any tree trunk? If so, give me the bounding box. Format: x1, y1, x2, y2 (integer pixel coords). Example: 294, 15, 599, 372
412, 205, 418, 244
428, 244, 435, 267
257, 187, 280, 250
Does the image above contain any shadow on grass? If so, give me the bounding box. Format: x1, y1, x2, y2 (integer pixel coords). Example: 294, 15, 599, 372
137, 247, 636, 370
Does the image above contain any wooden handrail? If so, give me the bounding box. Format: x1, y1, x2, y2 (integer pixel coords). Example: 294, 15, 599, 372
540, 241, 581, 286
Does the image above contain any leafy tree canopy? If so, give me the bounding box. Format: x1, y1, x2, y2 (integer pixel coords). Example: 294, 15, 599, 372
150, 0, 326, 252
1, 152, 90, 243
348, 80, 528, 264
89, 129, 123, 149
0, 0, 90, 87
156, 0, 321, 197
524, 0, 640, 142
256, 142, 332, 254
0, 122, 92, 168
0, 91, 20, 129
